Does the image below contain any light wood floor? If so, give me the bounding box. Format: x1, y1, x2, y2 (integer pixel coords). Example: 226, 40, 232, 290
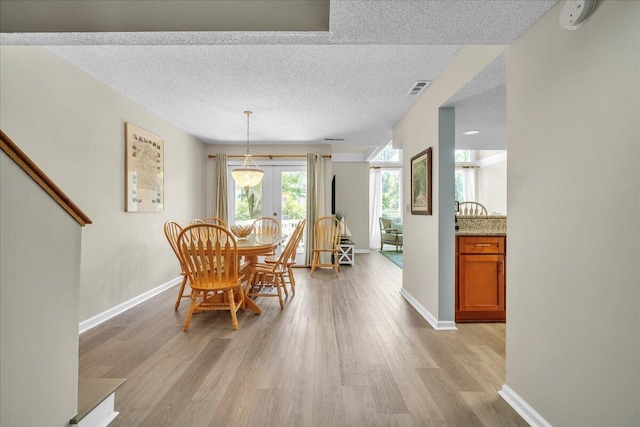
79, 252, 526, 427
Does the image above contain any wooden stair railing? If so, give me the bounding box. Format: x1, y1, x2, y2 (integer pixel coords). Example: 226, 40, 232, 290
0, 129, 92, 226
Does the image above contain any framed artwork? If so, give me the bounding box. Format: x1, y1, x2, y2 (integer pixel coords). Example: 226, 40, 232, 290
411, 147, 432, 215
125, 123, 164, 212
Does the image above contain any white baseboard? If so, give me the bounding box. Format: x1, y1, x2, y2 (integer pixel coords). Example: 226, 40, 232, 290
399, 288, 457, 331
79, 276, 182, 334
499, 385, 552, 427
354, 249, 370, 254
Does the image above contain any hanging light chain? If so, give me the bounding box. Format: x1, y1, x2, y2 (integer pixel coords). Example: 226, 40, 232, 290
245, 110, 252, 156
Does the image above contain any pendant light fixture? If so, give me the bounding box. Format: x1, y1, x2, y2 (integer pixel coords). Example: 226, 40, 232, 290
231, 110, 263, 187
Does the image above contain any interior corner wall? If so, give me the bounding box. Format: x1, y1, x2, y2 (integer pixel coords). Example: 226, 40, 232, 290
392, 45, 506, 322
506, 1, 640, 425
332, 162, 369, 249
0, 46, 207, 322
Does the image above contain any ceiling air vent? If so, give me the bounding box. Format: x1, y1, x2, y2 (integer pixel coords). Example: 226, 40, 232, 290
406, 80, 431, 96
324, 138, 345, 142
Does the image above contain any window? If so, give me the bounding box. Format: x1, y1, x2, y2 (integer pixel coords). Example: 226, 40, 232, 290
372, 143, 403, 218
455, 150, 477, 202
381, 169, 401, 218
455, 150, 472, 162
374, 144, 400, 162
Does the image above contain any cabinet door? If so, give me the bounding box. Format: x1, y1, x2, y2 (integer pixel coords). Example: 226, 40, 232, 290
458, 254, 505, 312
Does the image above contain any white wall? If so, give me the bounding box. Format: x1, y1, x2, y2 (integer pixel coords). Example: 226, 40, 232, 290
0, 47, 207, 322
393, 45, 506, 323
332, 162, 369, 249
506, 1, 639, 425
1, 153, 81, 425
477, 151, 507, 215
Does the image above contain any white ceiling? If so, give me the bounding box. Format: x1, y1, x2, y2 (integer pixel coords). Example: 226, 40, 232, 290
1, 0, 558, 153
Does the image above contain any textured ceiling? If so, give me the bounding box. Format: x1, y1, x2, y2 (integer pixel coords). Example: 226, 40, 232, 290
1, 0, 558, 152
46, 44, 461, 147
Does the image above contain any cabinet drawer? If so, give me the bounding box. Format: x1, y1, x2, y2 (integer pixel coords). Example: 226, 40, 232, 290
458, 236, 504, 254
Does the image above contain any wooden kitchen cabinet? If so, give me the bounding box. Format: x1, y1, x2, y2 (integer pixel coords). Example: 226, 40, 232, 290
455, 235, 506, 322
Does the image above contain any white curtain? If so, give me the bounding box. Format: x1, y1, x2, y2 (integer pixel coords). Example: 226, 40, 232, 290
214, 153, 228, 224
462, 167, 476, 202
305, 153, 325, 265
369, 168, 382, 249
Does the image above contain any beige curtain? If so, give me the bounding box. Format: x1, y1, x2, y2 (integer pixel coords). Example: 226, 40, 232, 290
214, 153, 228, 224
305, 153, 326, 265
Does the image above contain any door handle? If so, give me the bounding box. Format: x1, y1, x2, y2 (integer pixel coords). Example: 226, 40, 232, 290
273, 212, 277, 217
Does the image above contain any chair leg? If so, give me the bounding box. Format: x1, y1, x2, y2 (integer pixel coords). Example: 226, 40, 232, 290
288, 266, 296, 294
275, 274, 284, 309
228, 289, 239, 330
183, 291, 198, 332
237, 286, 246, 310
311, 252, 318, 276
174, 274, 188, 311
282, 274, 289, 298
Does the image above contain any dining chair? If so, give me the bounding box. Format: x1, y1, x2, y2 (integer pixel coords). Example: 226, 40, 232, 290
251, 216, 280, 235
457, 201, 488, 216
202, 216, 228, 228
191, 217, 227, 227
164, 221, 190, 311
251, 216, 280, 257
264, 219, 306, 295
310, 216, 341, 277
245, 221, 301, 309
177, 224, 245, 331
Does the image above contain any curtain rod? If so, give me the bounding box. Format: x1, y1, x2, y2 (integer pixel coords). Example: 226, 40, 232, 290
370, 165, 402, 169
208, 154, 332, 159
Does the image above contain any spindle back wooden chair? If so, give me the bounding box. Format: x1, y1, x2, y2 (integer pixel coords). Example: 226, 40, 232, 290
202, 217, 228, 228
456, 201, 488, 216
310, 216, 341, 277
177, 224, 245, 331
245, 220, 303, 309
251, 216, 280, 236
164, 221, 190, 310
264, 219, 306, 294
191, 217, 228, 228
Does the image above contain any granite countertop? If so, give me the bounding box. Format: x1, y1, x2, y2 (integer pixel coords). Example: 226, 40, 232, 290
455, 215, 506, 236
456, 230, 507, 236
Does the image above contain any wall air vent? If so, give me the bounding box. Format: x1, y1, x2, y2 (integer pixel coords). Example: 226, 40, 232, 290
324, 138, 345, 142
406, 80, 431, 96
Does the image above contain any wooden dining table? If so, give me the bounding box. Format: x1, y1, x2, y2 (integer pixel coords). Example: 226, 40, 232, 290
234, 233, 285, 315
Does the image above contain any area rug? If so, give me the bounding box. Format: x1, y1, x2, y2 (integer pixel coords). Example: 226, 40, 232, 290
379, 250, 403, 269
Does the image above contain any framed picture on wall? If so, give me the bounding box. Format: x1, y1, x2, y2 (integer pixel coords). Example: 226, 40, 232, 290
411, 147, 432, 215
125, 123, 164, 212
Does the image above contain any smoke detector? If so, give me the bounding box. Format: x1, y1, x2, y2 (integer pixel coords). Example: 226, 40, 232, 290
559, 0, 596, 30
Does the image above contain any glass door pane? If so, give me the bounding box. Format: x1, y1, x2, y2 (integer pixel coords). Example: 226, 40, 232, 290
233, 180, 263, 226
273, 166, 306, 254
228, 165, 306, 253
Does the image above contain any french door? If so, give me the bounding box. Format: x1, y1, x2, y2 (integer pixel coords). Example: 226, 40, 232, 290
228, 164, 307, 243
